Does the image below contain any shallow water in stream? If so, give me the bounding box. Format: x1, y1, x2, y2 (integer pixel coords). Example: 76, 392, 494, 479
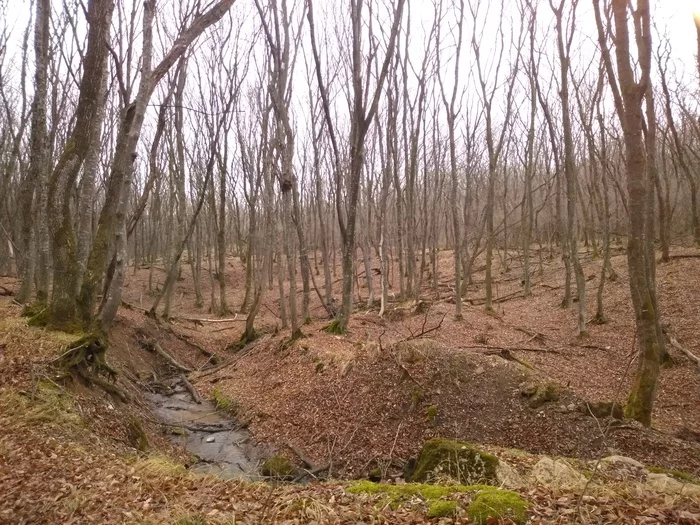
146, 385, 265, 480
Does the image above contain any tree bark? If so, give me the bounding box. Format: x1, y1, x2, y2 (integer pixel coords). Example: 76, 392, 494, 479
17, 0, 50, 304
594, 0, 663, 426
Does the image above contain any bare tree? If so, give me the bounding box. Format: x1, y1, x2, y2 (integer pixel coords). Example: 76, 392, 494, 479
435, 0, 465, 319
593, 0, 664, 426
307, 0, 406, 333
470, 0, 524, 312
16, 0, 50, 304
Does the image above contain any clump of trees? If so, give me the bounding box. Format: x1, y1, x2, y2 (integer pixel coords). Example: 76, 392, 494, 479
1, 0, 698, 424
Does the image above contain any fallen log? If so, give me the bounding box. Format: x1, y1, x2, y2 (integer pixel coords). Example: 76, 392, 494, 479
667, 254, 700, 260
145, 341, 193, 373
180, 373, 202, 403
287, 443, 319, 471
461, 344, 561, 355
470, 290, 525, 306
177, 314, 245, 324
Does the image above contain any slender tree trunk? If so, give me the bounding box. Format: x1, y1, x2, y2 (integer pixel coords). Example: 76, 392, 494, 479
17, 0, 50, 304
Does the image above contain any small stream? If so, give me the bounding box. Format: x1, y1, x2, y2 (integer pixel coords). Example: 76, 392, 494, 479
146, 382, 265, 480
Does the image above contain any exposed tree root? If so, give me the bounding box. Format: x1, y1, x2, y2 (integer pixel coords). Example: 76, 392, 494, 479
54, 334, 129, 403
322, 319, 345, 334
590, 313, 607, 325
88, 373, 129, 403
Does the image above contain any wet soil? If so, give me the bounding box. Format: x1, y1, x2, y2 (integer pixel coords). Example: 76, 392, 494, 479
146, 382, 266, 479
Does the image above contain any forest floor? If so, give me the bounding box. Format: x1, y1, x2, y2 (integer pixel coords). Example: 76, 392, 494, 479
1, 244, 700, 523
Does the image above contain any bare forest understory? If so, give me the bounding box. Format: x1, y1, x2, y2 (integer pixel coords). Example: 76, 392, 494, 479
2, 246, 700, 524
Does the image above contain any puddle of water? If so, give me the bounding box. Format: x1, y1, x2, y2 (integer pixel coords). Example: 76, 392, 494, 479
146, 386, 265, 480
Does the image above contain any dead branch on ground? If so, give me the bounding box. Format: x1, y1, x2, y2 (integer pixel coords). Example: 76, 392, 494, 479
666, 254, 700, 260
666, 332, 700, 372
141, 340, 192, 373
401, 312, 446, 342
180, 373, 202, 403
177, 314, 245, 324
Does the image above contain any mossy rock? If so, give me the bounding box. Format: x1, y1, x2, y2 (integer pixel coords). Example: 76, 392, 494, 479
411, 438, 499, 485
261, 455, 296, 479
523, 383, 560, 408
467, 489, 529, 525
427, 500, 458, 518
368, 467, 382, 482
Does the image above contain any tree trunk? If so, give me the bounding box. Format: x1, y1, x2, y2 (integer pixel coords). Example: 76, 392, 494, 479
17, 0, 50, 304
594, 0, 663, 426
46, 0, 113, 330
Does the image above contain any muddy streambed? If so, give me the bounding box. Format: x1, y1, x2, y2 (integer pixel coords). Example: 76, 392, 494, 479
146, 381, 265, 480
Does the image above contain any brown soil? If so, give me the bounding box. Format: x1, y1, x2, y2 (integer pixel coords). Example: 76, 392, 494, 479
114, 245, 700, 476
1, 244, 700, 523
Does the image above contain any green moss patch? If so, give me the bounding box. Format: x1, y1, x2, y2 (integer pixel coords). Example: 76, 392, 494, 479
411, 438, 499, 485
426, 405, 438, 425
648, 466, 699, 484
346, 480, 491, 501
467, 489, 529, 524
322, 319, 345, 334
427, 500, 458, 518
347, 481, 528, 522
261, 455, 296, 479
212, 388, 238, 415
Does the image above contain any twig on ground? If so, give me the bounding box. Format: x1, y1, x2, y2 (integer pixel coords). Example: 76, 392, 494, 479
262, 302, 282, 320
389, 348, 423, 387
471, 290, 525, 306
193, 338, 266, 379
400, 313, 446, 342
120, 300, 149, 313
